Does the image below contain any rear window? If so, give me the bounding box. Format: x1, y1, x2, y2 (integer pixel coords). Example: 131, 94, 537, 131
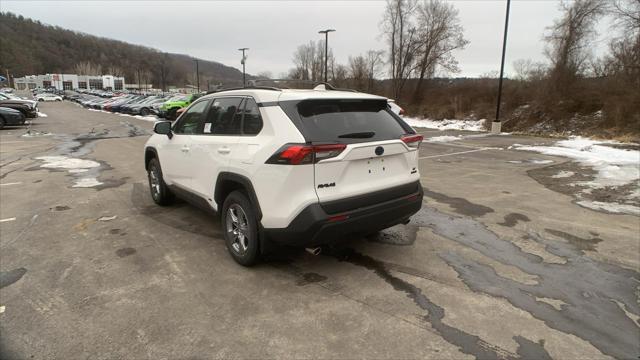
292, 99, 411, 143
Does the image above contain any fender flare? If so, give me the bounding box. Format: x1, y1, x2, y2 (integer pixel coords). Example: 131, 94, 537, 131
144, 146, 158, 171
214, 172, 263, 221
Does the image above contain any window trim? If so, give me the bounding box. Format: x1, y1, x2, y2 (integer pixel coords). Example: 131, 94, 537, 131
197, 96, 263, 137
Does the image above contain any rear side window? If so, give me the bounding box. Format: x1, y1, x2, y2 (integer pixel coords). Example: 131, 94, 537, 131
242, 99, 263, 135
203, 97, 243, 135
295, 99, 409, 143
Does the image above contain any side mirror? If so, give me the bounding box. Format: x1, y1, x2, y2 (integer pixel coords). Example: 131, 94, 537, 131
154, 121, 173, 139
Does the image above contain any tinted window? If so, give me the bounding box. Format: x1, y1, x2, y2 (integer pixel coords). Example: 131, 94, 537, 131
296, 99, 408, 143
242, 99, 263, 135
203, 97, 243, 135
174, 100, 210, 134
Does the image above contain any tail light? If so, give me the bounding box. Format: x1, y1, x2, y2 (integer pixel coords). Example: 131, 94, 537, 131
401, 134, 424, 149
266, 143, 347, 165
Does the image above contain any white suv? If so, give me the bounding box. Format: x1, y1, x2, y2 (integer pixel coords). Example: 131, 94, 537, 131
144, 86, 423, 266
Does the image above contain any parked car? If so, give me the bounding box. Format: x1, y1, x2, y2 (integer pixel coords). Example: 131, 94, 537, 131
0, 106, 26, 129
125, 96, 169, 116
158, 94, 201, 120
35, 93, 63, 102
0, 93, 38, 118
144, 86, 423, 266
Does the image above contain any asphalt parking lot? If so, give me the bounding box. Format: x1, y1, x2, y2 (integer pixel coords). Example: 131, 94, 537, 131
1, 101, 638, 359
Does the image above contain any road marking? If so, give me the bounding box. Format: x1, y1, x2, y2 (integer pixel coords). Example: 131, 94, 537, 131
419, 147, 491, 159
0, 182, 22, 186
0, 217, 17, 223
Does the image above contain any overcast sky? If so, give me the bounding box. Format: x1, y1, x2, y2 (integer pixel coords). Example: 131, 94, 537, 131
2, 0, 613, 78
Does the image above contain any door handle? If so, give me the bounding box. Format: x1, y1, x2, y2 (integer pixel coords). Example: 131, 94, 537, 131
181, 146, 190, 153
217, 147, 231, 154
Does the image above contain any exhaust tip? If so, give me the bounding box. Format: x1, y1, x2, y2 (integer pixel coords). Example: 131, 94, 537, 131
305, 247, 322, 256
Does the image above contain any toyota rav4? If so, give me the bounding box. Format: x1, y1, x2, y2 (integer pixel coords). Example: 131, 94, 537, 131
144, 86, 423, 266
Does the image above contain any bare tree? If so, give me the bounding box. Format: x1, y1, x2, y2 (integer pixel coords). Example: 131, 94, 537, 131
545, 0, 607, 92
365, 50, 385, 92
381, 0, 419, 99
74, 61, 102, 76
291, 40, 334, 82
603, 0, 640, 84
412, 0, 468, 102
348, 55, 368, 91
513, 59, 548, 81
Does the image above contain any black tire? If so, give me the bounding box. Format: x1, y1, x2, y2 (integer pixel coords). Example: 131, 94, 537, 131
0, 117, 5, 129
222, 191, 260, 266
140, 107, 150, 116
147, 158, 174, 206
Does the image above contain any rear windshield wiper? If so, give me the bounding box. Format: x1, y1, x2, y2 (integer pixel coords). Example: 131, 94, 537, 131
337, 132, 375, 138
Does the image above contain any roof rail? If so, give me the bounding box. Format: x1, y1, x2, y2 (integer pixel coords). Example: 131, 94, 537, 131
249, 79, 358, 92
206, 85, 282, 94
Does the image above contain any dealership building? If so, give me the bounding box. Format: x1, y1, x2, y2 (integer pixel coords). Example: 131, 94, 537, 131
14, 74, 125, 91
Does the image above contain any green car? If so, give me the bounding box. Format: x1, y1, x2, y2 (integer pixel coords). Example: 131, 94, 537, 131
158, 94, 201, 120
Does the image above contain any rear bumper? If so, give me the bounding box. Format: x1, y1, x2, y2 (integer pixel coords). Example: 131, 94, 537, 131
263, 181, 423, 246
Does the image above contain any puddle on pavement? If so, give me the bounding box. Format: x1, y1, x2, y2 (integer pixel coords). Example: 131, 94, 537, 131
414, 205, 640, 359
544, 229, 602, 252
498, 213, 530, 227
116, 247, 136, 258
0, 268, 27, 289
326, 246, 547, 360
30, 124, 148, 190
322, 202, 639, 359
423, 188, 494, 217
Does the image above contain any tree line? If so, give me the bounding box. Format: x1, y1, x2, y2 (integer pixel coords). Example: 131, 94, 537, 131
284, 0, 639, 136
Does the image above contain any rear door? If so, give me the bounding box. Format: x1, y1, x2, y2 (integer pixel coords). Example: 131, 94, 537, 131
188, 97, 244, 204
294, 99, 420, 205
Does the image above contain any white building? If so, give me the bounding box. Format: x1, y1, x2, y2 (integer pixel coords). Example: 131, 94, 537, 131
14, 74, 125, 91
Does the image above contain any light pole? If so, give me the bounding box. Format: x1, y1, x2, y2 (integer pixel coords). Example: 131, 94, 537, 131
238, 48, 249, 87
193, 59, 200, 93
318, 29, 335, 83
493, 0, 511, 134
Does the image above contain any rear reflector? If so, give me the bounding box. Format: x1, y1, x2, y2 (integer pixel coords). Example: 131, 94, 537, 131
401, 134, 424, 149
328, 214, 349, 222
266, 143, 347, 165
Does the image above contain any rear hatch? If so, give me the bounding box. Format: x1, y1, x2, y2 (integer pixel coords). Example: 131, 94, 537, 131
283, 98, 422, 213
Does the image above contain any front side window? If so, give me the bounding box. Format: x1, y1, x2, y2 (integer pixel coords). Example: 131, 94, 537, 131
174, 100, 210, 134
203, 97, 243, 135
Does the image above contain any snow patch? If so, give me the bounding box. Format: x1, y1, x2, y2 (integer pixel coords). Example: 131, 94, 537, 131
514, 137, 639, 188
36, 156, 100, 170
37, 112, 48, 117
425, 135, 461, 143
72, 177, 103, 188
514, 137, 639, 215
576, 201, 640, 216
36, 156, 103, 188
552, 171, 575, 178
403, 117, 486, 132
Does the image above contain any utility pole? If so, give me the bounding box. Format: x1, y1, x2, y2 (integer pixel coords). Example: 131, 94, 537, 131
238, 48, 249, 87
318, 29, 335, 83
193, 59, 200, 93
493, 0, 511, 134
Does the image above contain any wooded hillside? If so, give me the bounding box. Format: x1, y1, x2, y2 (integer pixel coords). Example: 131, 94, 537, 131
0, 12, 247, 88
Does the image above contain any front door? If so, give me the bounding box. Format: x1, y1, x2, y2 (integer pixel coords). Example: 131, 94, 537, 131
161, 99, 211, 190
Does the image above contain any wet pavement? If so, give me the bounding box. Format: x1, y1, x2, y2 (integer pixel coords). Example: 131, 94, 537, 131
1, 101, 638, 359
